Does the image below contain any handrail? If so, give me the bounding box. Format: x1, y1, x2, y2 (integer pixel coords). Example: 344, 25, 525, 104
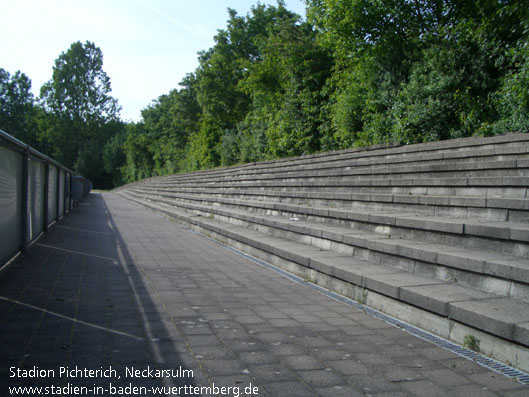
0, 128, 92, 270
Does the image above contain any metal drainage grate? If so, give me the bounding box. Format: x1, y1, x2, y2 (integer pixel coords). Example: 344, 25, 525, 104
221, 244, 529, 386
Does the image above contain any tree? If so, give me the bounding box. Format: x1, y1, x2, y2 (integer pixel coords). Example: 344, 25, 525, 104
307, 0, 529, 146
40, 41, 120, 126
239, 19, 332, 158
39, 41, 122, 187
186, 2, 300, 169
102, 129, 127, 187
121, 123, 155, 183
0, 68, 37, 146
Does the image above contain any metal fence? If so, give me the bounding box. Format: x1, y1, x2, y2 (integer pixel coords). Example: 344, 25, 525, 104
0, 129, 92, 268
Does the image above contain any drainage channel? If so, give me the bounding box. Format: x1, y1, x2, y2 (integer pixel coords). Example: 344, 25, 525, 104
216, 242, 529, 386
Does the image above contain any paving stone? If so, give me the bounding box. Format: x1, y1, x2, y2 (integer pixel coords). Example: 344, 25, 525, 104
238, 351, 278, 365
325, 359, 370, 375
303, 322, 339, 332
400, 379, 452, 397
295, 335, 334, 348
267, 343, 306, 356
446, 384, 502, 397
467, 372, 528, 392
246, 363, 297, 383
314, 385, 365, 397
282, 355, 322, 371
296, 369, 345, 388
422, 368, 472, 387
268, 318, 300, 327
347, 374, 401, 394
185, 334, 222, 347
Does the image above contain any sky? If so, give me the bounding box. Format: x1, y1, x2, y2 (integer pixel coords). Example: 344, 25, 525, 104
1, 0, 306, 122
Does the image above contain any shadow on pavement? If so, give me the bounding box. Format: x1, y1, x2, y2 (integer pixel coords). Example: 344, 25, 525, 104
0, 193, 197, 395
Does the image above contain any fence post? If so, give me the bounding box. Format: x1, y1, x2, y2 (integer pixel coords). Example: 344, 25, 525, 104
62, 171, 67, 216
68, 173, 72, 211
43, 160, 50, 232
20, 149, 29, 253
55, 166, 60, 222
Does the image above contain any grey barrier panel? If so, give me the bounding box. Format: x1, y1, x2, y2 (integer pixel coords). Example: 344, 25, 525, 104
28, 159, 45, 241
72, 176, 91, 201
48, 164, 57, 222
0, 129, 92, 268
72, 176, 80, 201
59, 169, 65, 217
0, 146, 22, 264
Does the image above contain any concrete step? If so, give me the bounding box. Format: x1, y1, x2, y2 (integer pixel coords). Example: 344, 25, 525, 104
152, 175, 529, 190
140, 176, 529, 202
130, 185, 529, 222
117, 190, 529, 350
129, 188, 529, 248
158, 133, 529, 184
123, 189, 529, 300
158, 159, 528, 186
148, 166, 529, 192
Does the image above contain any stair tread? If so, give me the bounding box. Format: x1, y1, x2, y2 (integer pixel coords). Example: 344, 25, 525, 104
130, 188, 529, 241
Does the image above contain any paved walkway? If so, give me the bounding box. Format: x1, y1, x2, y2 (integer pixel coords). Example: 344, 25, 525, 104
0, 192, 526, 396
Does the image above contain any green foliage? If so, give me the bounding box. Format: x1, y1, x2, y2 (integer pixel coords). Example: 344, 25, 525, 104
308, 0, 529, 147
184, 3, 301, 168
121, 123, 154, 183
463, 334, 480, 352
390, 29, 500, 142
75, 144, 112, 189
0, 68, 38, 146
103, 130, 127, 187
38, 41, 122, 187
5, 2, 529, 189
220, 129, 240, 166
40, 41, 120, 125
238, 15, 332, 158
235, 112, 268, 163
492, 41, 529, 133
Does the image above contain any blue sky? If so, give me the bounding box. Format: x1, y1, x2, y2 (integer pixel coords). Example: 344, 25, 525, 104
2, 0, 306, 121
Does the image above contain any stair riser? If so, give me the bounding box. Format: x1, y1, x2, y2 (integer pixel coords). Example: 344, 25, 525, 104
161, 146, 529, 182
142, 184, 529, 200
160, 166, 529, 185
139, 193, 528, 257
134, 188, 525, 222
138, 188, 516, 221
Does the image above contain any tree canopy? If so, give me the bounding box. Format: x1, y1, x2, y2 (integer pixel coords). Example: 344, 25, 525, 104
0, 68, 37, 146
38, 41, 123, 187
1, 1, 528, 188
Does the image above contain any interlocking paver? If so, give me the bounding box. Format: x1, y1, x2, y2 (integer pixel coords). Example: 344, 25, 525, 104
1, 192, 526, 396
315, 385, 365, 397
296, 369, 345, 388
